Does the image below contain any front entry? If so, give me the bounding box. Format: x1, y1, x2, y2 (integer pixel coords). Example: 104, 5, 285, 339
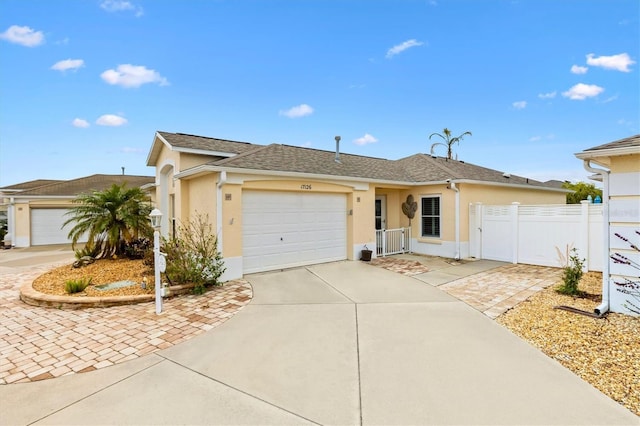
375, 196, 386, 230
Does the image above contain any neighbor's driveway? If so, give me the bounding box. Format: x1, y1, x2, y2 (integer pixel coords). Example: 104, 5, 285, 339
1, 260, 636, 425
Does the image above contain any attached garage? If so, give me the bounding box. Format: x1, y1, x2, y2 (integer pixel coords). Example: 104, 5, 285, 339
30, 208, 75, 246
242, 191, 347, 274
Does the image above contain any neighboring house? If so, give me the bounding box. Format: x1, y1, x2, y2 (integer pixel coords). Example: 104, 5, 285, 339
576, 134, 640, 316
0, 174, 156, 247
147, 131, 568, 281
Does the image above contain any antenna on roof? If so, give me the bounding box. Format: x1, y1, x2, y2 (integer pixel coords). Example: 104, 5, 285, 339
121, 167, 125, 175
335, 136, 341, 163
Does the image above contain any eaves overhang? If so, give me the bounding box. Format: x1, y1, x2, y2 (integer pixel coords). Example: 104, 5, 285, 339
174, 165, 567, 192
147, 132, 240, 166
576, 146, 640, 160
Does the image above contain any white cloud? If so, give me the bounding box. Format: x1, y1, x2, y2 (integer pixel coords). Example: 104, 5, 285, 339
51, 59, 84, 72
512, 101, 527, 110
0, 25, 44, 47
354, 133, 378, 146
570, 65, 588, 74
386, 39, 424, 59
72, 118, 90, 128
586, 53, 635, 72
96, 114, 128, 126
279, 104, 314, 118
529, 136, 542, 142
101, 64, 169, 88
602, 95, 618, 103
121, 147, 143, 153
538, 91, 557, 99
562, 83, 604, 100
100, 0, 143, 16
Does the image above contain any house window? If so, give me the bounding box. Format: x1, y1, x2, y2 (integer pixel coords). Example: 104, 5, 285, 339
421, 196, 440, 238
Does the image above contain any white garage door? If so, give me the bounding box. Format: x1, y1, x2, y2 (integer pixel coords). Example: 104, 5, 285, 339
31, 208, 77, 246
242, 191, 347, 274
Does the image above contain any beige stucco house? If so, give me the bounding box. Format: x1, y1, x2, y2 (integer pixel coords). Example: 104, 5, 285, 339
147, 131, 567, 281
576, 134, 640, 316
0, 174, 155, 248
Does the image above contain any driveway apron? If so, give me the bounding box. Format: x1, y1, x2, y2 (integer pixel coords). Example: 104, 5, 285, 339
1, 260, 637, 425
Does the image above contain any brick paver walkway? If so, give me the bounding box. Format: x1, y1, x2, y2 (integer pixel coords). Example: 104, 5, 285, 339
439, 264, 562, 318
0, 261, 252, 384
369, 256, 562, 319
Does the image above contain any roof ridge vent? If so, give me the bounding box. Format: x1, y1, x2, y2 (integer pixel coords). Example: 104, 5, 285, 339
503, 172, 511, 178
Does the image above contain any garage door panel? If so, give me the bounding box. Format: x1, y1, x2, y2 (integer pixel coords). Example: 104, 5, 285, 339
242, 191, 347, 274
30, 208, 80, 246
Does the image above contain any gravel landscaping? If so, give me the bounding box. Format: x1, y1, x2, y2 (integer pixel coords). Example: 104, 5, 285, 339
32, 258, 155, 297
497, 272, 640, 417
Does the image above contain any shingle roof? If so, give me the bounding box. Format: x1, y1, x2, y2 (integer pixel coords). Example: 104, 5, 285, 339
157, 131, 257, 154
210, 144, 555, 188
396, 154, 556, 187
0, 179, 64, 191
583, 134, 640, 152
11, 175, 155, 197
213, 144, 405, 181
159, 131, 562, 190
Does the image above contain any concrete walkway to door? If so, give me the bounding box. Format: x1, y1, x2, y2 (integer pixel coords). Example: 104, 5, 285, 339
1, 260, 636, 425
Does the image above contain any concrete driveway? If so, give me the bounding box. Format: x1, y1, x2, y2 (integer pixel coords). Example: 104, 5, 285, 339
1, 260, 637, 425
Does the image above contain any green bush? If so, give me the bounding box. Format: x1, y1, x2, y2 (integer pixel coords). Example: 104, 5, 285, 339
556, 248, 585, 295
65, 277, 92, 294
124, 237, 152, 259
162, 213, 226, 295
74, 238, 103, 260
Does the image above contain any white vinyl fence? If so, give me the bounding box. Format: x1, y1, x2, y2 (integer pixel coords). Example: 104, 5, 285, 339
469, 201, 603, 271
376, 227, 411, 257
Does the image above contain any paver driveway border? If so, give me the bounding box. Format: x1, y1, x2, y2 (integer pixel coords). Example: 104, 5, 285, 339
1, 259, 637, 425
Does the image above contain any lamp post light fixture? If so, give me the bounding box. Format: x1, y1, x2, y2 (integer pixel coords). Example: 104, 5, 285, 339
149, 208, 164, 314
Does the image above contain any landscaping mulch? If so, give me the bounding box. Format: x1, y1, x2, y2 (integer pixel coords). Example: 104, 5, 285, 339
32, 258, 156, 297
497, 272, 640, 416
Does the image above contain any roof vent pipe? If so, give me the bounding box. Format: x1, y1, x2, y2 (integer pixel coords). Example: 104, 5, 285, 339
335, 136, 341, 163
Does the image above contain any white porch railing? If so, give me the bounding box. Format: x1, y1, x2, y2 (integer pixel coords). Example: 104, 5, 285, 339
376, 227, 411, 257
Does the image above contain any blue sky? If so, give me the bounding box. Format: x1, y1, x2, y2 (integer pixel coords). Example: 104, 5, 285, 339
1, 0, 638, 187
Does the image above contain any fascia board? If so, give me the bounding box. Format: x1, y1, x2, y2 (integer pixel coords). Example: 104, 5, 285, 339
175, 166, 568, 192
10, 195, 76, 202
576, 146, 640, 159
146, 132, 172, 166
452, 179, 571, 193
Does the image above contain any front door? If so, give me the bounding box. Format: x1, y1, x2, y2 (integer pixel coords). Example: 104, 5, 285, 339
375, 196, 386, 230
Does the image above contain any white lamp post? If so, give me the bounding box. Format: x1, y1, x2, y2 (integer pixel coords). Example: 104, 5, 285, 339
149, 208, 164, 315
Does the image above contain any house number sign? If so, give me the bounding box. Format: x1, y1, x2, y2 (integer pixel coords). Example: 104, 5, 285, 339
300, 184, 312, 190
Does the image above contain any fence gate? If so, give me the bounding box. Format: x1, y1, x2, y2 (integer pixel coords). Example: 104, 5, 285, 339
376, 227, 411, 257
469, 202, 603, 271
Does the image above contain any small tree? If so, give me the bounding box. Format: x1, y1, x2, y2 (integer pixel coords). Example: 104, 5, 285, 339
562, 181, 603, 204
163, 213, 225, 294
64, 183, 153, 258
429, 128, 472, 160
556, 248, 585, 296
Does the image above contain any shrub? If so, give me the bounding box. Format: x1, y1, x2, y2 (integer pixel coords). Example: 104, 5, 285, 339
74, 237, 103, 260
124, 237, 152, 259
162, 213, 226, 295
65, 277, 92, 294
556, 248, 585, 296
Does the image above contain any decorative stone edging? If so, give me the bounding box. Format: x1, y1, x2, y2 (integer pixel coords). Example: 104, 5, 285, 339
20, 281, 199, 309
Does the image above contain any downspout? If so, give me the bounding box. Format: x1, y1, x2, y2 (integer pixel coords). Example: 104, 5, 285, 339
216, 171, 227, 254
583, 160, 610, 316
449, 181, 461, 260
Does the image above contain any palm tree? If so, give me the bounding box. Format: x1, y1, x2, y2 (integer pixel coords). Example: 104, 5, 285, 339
429, 128, 472, 160
64, 183, 153, 258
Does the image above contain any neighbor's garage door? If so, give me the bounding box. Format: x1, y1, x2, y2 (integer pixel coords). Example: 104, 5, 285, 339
30, 208, 76, 246
242, 191, 347, 274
